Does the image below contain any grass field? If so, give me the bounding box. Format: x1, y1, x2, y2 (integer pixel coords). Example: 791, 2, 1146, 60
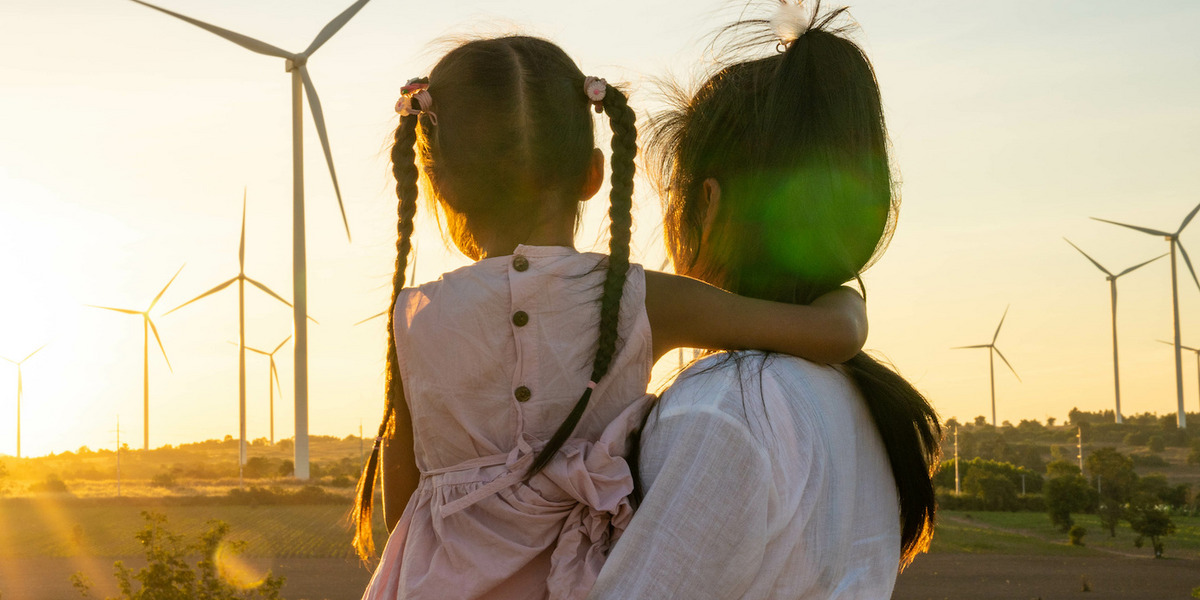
931, 509, 1200, 559
0, 498, 386, 559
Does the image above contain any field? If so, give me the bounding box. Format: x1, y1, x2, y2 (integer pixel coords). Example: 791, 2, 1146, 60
2, 499, 1199, 600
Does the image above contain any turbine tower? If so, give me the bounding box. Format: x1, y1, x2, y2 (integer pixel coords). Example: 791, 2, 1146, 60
90, 266, 183, 450
1093, 200, 1200, 429
246, 336, 290, 445
953, 306, 1020, 426
167, 192, 292, 473
1065, 239, 1165, 424
1, 345, 46, 458
131, 0, 371, 479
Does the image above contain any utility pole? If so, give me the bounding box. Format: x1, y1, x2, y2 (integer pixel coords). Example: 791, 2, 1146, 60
1077, 426, 1084, 473
954, 427, 960, 495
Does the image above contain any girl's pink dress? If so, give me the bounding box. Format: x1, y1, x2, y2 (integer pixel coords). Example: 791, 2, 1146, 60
362, 245, 654, 600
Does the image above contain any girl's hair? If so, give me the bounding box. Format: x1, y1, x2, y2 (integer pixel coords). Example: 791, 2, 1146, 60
647, 4, 940, 569
351, 36, 637, 560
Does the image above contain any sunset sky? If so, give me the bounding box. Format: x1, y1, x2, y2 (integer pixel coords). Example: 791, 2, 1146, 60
2, 0, 1199, 457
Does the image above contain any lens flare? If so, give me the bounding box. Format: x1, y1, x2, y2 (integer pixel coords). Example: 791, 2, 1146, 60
214, 540, 268, 590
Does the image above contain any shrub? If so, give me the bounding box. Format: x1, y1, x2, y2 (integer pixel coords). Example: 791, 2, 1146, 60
1148, 435, 1166, 453
1128, 499, 1176, 558
277, 460, 294, 478
1068, 525, 1086, 546
1188, 440, 1200, 466
1131, 453, 1169, 468
70, 511, 284, 599
31, 474, 69, 494
151, 472, 177, 489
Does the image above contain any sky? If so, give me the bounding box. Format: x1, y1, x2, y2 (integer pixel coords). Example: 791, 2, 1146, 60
1, 0, 1199, 457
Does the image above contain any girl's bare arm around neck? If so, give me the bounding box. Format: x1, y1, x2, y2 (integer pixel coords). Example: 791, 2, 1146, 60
644, 270, 867, 364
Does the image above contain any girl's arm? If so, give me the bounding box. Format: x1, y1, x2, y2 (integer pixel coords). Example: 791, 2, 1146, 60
644, 270, 867, 364
381, 380, 420, 534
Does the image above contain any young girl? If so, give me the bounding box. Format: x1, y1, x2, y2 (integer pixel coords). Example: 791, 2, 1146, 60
354, 35, 867, 600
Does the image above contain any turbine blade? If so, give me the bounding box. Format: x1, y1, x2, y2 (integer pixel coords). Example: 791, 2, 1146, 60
993, 305, 1010, 344
354, 310, 387, 326
1063, 238, 1112, 276
0, 356, 14, 364
149, 264, 186, 311
129, 1, 294, 59
21, 344, 47, 363
1178, 199, 1200, 234
89, 305, 143, 316
164, 277, 237, 315
1179, 242, 1200, 293
993, 347, 1020, 382
298, 65, 352, 242
301, 0, 371, 57
1116, 253, 1167, 277
951, 344, 991, 350
240, 188, 247, 271
271, 360, 282, 396
244, 276, 293, 307
308, 314, 321, 326
147, 317, 172, 372
273, 336, 292, 354
245, 346, 270, 355
1161, 339, 1200, 352
1090, 217, 1171, 237
409, 245, 418, 286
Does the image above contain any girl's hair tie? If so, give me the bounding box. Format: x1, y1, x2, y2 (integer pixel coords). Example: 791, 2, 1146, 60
396, 78, 438, 125
584, 76, 607, 114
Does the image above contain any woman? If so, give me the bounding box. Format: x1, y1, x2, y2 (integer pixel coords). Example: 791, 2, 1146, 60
589, 5, 941, 599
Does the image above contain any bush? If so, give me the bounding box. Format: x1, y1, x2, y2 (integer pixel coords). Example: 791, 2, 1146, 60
1128, 500, 1176, 558
151, 472, 177, 489
31, 474, 69, 494
70, 511, 284, 599
1131, 453, 1169, 468
1148, 435, 1166, 453
1068, 525, 1086, 546
1123, 431, 1149, 447
1188, 440, 1200, 466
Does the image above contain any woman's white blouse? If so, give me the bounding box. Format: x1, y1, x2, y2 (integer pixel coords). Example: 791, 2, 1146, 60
588, 352, 902, 600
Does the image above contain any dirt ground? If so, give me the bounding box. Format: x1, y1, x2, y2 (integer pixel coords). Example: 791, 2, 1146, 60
893, 554, 1200, 600
3, 553, 1197, 599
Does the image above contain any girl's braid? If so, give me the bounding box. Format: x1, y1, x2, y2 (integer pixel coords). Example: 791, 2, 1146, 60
351, 109, 421, 560
527, 83, 637, 478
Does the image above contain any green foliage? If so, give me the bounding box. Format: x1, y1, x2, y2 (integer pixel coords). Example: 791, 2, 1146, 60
1045, 474, 1095, 532
936, 457, 1043, 507
1087, 447, 1138, 537
1123, 431, 1149, 446
1189, 440, 1200, 466
151, 472, 177, 489
71, 511, 284, 599
1068, 524, 1086, 546
1148, 435, 1166, 453
1128, 498, 1176, 558
31, 473, 70, 494
277, 461, 294, 478
963, 469, 1019, 511
1045, 459, 1080, 479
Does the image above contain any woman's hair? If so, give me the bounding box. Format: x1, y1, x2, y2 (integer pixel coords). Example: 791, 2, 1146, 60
648, 4, 940, 569
351, 35, 638, 560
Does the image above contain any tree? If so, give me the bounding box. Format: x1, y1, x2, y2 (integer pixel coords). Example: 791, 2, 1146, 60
1188, 440, 1200, 466
1147, 435, 1165, 453
974, 415, 988, 427
1086, 447, 1138, 537
1045, 474, 1095, 532
964, 469, 1018, 510
71, 511, 284, 599
1127, 496, 1176, 558
1046, 459, 1081, 479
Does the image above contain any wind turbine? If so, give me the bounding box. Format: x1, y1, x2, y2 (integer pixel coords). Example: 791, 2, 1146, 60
354, 244, 418, 326
1093, 200, 1200, 429
246, 336, 290, 445
953, 306, 1020, 427
166, 192, 293, 473
131, 0, 371, 479
1065, 239, 1165, 424
90, 266, 183, 450
1, 345, 46, 458
1159, 340, 1200, 415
